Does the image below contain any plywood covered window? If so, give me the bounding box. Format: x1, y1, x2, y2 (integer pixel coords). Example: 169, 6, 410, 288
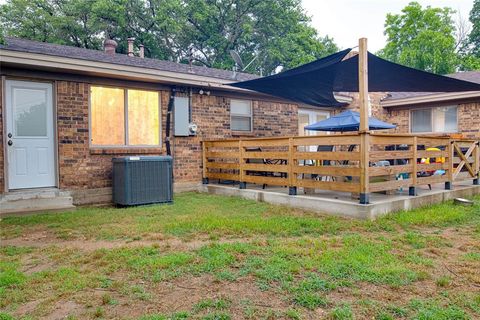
90, 86, 160, 146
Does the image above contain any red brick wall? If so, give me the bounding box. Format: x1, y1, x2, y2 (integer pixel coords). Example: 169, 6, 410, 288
458, 102, 480, 139
3, 77, 477, 201
172, 95, 298, 182
346, 93, 480, 138
386, 109, 410, 133
55, 81, 298, 196
376, 102, 480, 138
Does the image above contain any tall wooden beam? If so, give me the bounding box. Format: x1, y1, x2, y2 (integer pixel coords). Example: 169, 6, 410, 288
358, 38, 370, 204
358, 38, 369, 132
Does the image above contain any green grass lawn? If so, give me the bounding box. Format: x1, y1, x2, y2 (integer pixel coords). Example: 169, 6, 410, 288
1, 193, 479, 319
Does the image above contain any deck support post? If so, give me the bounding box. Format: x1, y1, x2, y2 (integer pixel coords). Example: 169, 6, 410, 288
359, 193, 369, 205
409, 186, 416, 196
202, 178, 209, 185
445, 140, 454, 190
289, 187, 297, 196
238, 140, 246, 190
358, 38, 370, 205
474, 142, 480, 185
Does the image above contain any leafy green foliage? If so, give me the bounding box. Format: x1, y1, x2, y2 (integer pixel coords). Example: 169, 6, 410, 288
379, 2, 458, 74
467, 0, 480, 57
0, 0, 337, 75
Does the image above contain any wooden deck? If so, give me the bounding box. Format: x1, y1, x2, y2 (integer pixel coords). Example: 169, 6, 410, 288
202, 133, 480, 204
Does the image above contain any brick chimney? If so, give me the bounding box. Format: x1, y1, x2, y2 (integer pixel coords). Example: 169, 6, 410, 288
103, 39, 117, 55
127, 37, 135, 57
139, 44, 144, 58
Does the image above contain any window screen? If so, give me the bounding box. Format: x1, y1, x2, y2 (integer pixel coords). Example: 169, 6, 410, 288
411, 106, 457, 133
231, 99, 252, 131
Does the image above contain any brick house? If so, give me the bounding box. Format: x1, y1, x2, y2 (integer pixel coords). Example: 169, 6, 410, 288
0, 38, 353, 210
0, 38, 477, 211
379, 71, 480, 139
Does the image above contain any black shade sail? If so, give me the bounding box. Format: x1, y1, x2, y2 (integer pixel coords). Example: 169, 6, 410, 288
231, 50, 480, 107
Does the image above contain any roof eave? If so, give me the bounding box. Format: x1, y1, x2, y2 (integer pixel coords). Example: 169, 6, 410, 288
382, 91, 480, 107
0, 48, 253, 92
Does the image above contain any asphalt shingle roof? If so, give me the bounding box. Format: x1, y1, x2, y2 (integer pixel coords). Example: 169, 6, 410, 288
0, 37, 258, 82
384, 71, 480, 101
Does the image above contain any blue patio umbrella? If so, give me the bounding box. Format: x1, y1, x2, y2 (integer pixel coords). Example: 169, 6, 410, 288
305, 110, 396, 132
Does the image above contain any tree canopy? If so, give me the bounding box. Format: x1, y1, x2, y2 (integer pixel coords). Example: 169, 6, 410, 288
379, 1, 480, 74
468, 0, 480, 56
379, 2, 458, 74
458, 0, 480, 70
0, 0, 338, 75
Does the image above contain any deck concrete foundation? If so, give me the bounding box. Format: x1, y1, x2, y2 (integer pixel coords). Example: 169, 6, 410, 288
200, 182, 480, 219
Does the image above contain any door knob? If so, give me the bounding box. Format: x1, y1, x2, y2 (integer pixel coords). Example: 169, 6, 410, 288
7, 133, 12, 138
7, 140, 13, 146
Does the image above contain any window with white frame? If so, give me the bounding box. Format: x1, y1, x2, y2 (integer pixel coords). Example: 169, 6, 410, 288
90, 86, 160, 146
411, 106, 458, 133
298, 108, 330, 136
230, 99, 252, 131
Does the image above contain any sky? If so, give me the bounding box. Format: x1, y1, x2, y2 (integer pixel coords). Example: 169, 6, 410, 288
301, 0, 475, 52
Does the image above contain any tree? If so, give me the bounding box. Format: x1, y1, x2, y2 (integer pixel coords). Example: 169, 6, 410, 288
379, 2, 458, 74
457, 0, 480, 71
0, 0, 337, 75
179, 0, 337, 74
467, 0, 480, 56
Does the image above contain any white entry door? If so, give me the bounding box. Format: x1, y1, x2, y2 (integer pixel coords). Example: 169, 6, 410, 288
6, 80, 56, 189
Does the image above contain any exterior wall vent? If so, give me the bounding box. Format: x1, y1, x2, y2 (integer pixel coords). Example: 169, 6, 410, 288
112, 156, 173, 205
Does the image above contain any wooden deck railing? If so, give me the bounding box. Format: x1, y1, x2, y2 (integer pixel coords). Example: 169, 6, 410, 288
202, 133, 480, 203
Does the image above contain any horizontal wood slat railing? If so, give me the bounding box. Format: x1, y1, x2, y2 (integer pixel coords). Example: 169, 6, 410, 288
202, 133, 480, 201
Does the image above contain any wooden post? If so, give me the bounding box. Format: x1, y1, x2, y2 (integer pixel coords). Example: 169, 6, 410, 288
202, 141, 209, 184
410, 136, 417, 196
446, 140, 454, 190
358, 38, 369, 133
358, 38, 370, 204
239, 140, 246, 189
474, 141, 479, 185
288, 137, 297, 195
360, 132, 370, 204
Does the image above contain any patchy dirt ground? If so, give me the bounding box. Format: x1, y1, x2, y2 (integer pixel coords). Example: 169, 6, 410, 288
1, 193, 479, 319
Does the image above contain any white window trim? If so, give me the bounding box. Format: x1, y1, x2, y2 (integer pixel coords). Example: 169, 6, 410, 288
230, 99, 253, 132
409, 105, 458, 134
89, 85, 162, 148
298, 108, 330, 136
